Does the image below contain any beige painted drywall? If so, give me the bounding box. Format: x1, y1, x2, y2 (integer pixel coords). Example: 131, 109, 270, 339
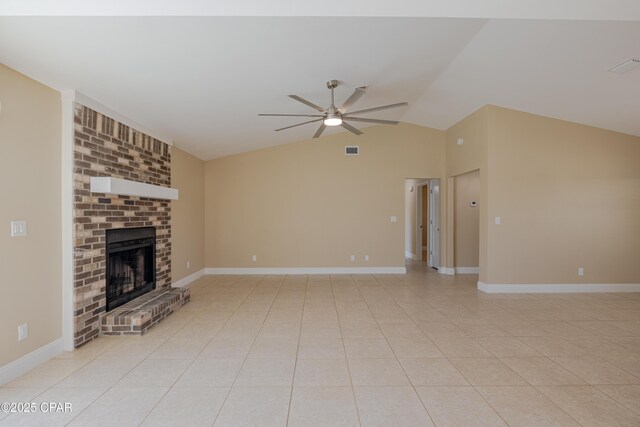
204, 123, 445, 268
444, 106, 489, 280
485, 106, 640, 285
171, 147, 205, 282
0, 65, 62, 367
454, 169, 480, 268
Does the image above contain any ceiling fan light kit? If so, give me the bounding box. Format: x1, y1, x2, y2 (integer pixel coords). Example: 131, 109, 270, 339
259, 80, 408, 138
324, 115, 342, 126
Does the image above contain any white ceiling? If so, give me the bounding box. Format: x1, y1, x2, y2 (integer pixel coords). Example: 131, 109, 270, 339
1, 13, 639, 159
3, 0, 640, 20
404, 19, 640, 135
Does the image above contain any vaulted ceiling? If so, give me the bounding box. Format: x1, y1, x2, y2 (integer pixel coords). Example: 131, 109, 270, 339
1, 3, 639, 159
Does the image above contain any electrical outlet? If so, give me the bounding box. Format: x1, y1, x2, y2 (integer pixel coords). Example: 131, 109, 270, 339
252, 255, 257, 262
364, 255, 369, 262
11, 220, 27, 237
390, 216, 397, 223
494, 216, 501, 225
186, 260, 190, 269
350, 255, 355, 262
578, 267, 584, 276
18, 323, 28, 341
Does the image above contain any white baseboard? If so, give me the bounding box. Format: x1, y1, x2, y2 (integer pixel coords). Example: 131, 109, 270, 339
172, 268, 205, 288
478, 281, 640, 293
455, 267, 479, 274
438, 267, 455, 275
404, 251, 417, 261
205, 267, 406, 275
0, 338, 64, 386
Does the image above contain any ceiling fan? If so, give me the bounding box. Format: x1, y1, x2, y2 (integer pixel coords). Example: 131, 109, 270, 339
259, 80, 408, 139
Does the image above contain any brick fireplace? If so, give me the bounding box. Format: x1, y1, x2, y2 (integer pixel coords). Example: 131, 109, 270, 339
72, 105, 172, 348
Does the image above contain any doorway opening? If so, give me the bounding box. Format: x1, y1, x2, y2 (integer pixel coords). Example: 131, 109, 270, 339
405, 178, 440, 268
452, 170, 480, 274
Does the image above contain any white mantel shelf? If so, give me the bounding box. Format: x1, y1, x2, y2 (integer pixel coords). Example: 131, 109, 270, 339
90, 177, 179, 200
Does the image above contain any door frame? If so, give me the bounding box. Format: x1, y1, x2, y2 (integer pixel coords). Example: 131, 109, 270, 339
416, 181, 429, 261
428, 179, 441, 268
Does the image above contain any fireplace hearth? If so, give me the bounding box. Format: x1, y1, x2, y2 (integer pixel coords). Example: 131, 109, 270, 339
106, 227, 156, 311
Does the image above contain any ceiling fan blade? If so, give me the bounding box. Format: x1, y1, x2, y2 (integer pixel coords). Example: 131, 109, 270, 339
344, 117, 400, 125
288, 95, 325, 112
275, 119, 322, 132
312, 123, 326, 139
339, 86, 367, 112
341, 122, 363, 136
259, 113, 323, 117
344, 102, 408, 116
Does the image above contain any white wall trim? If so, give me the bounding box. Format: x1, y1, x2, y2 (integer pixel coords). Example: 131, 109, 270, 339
0, 338, 64, 386
478, 281, 640, 293
455, 267, 479, 274
172, 268, 205, 288
404, 251, 418, 261
67, 91, 173, 146
205, 267, 406, 275
61, 92, 74, 352
438, 267, 455, 275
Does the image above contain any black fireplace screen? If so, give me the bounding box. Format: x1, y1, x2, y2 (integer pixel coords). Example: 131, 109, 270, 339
105, 227, 156, 311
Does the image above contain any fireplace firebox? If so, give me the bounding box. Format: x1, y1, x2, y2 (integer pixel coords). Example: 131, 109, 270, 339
105, 227, 156, 311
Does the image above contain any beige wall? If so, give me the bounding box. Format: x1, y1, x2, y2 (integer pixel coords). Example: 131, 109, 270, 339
485, 106, 640, 285
0, 65, 61, 367
454, 169, 480, 268
444, 105, 640, 285
171, 147, 205, 282
205, 123, 445, 268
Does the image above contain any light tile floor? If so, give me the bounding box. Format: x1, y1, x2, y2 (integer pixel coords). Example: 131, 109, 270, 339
2, 261, 640, 426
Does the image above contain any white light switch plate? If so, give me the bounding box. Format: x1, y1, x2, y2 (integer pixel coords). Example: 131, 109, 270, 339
18, 323, 28, 341
390, 216, 397, 223
11, 220, 27, 237
494, 216, 501, 225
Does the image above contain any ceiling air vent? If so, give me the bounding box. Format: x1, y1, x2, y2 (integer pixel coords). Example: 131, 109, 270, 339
345, 146, 359, 156
608, 59, 640, 74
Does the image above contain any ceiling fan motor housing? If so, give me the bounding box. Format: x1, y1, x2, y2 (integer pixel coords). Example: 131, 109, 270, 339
327, 80, 339, 89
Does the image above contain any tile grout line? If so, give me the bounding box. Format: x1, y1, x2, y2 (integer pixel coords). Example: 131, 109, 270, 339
332, 275, 363, 427
285, 274, 308, 427
594, 384, 640, 416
